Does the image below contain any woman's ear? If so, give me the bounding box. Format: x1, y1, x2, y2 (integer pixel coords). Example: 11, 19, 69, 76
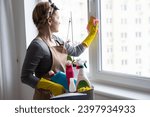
48, 17, 52, 25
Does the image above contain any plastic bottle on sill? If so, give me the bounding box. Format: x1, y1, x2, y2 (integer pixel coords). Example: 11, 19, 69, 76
66, 60, 74, 86
69, 78, 76, 93
76, 60, 92, 92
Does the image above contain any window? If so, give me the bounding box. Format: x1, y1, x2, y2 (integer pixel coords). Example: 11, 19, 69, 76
101, 0, 150, 77
89, 0, 150, 90
54, 0, 89, 63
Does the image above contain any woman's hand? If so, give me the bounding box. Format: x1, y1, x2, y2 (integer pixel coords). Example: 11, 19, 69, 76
82, 18, 99, 47
36, 78, 65, 96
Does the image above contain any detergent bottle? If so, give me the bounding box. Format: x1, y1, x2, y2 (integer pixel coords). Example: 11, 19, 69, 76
66, 60, 74, 86
69, 78, 76, 92
76, 60, 92, 92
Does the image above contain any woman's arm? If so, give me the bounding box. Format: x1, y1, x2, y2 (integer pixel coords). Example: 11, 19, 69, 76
21, 41, 44, 88
53, 35, 86, 57
64, 42, 86, 57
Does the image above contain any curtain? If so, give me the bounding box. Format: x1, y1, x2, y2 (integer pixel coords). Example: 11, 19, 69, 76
0, 0, 20, 99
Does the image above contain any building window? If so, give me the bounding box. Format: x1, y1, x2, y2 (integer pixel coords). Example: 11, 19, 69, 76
100, 0, 150, 78
88, 0, 150, 91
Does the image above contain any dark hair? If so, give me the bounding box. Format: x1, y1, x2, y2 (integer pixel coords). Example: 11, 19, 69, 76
32, 1, 59, 29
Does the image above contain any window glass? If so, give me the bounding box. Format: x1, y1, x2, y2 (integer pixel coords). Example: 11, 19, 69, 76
54, 0, 89, 63
101, 0, 150, 78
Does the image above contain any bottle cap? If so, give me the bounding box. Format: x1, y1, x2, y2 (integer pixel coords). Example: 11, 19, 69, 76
48, 70, 55, 77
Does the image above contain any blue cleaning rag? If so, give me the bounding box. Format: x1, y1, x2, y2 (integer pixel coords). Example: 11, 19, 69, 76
51, 71, 69, 90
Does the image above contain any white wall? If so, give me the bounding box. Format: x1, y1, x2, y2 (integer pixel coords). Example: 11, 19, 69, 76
21, 0, 38, 99
11, 0, 26, 99
11, 0, 38, 99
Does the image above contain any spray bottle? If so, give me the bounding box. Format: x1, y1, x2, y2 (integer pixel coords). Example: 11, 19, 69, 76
66, 60, 74, 85
66, 60, 76, 92
76, 60, 92, 92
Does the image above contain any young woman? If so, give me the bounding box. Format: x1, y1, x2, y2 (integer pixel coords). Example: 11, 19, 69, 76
21, 1, 98, 99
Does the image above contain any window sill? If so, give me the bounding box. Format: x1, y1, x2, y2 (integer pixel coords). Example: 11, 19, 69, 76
92, 81, 150, 100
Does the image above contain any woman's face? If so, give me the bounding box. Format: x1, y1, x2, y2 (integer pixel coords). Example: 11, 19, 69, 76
50, 11, 60, 32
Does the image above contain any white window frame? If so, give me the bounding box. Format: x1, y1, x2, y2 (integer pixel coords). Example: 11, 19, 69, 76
88, 0, 150, 97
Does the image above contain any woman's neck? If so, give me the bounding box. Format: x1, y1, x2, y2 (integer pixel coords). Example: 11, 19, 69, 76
38, 30, 57, 46
38, 32, 52, 41
38, 25, 52, 41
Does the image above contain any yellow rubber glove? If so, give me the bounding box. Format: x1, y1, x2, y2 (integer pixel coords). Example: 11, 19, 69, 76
87, 16, 96, 32
82, 22, 99, 47
82, 16, 99, 47
36, 78, 65, 96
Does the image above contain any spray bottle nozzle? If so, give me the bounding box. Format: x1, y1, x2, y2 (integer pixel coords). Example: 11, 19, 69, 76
84, 61, 87, 68
76, 61, 87, 69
